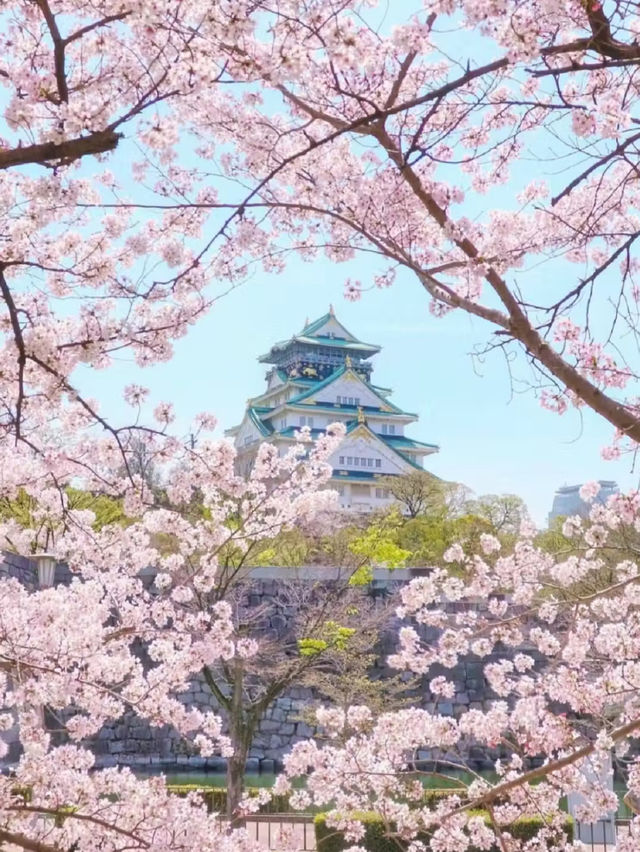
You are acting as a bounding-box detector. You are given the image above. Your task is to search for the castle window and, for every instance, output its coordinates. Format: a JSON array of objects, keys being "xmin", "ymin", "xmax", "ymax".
[
  {"xmin": 354, "ymin": 397, "xmax": 360, "ymax": 406},
  {"xmin": 375, "ymin": 459, "xmax": 382, "ymax": 468},
  {"xmin": 354, "ymin": 457, "xmax": 360, "ymax": 466},
  {"xmin": 381, "ymin": 424, "xmax": 388, "ymax": 434},
  {"xmin": 279, "ymin": 418, "xmax": 287, "ymax": 429},
  {"xmin": 339, "ymin": 456, "xmax": 345, "ymax": 465},
  {"xmin": 367, "ymin": 458, "xmax": 373, "ymax": 467},
  {"xmin": 347, "ymin": 456, "xmax": 353, "ymax": 465},
  {"xmin": 348, "ymin": 396, "xmax": 354, "ymax": 405},
  {"xmin": 388, "ymin": 424, "xmax": 396, "ymax": 435}
]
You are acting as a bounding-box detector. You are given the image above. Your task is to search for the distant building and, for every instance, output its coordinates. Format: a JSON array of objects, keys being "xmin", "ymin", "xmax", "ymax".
[
  {"xmin": 225, "ymin": 307, "xmax": 439, "ymax": 512},
  {"xmin": 548, "ymin": 480, "xmax": 619, "ymax": 525}
]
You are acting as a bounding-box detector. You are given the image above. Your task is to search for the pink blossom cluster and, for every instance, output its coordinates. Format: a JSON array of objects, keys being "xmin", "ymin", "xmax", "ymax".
[{"xmin": 276, "ymin": 493, "xmax": 640, "ymax": 849}]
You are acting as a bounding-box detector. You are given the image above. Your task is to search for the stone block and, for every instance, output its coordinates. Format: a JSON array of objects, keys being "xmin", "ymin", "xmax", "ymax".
[
  {"xmin": 295, "ymin": 722, "xmax": 313, "ymax": 738},
  {"xmin": 204, "ymin": 757, "xmax": 227, "ymax": 772},
  {"xmin": 245, "ymin": 758, "xmax": 260, "ymax": 773},
  {"xmin": 249, "ymin": 749, "xmax": 265, "ymax": 760},
  {"xmin": 264, "ymin": 749, "xmax": 282, "ymax": 760},
  {"xmin": 260, "ymin": 759, "xmax": 275, "ymax": 773}
]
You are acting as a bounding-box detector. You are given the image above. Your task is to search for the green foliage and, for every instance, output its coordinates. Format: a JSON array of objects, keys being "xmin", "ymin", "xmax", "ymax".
[
  {"xmin": 463, "ymin": 493, "xmax": 528, "ymax": 536},
  {"xmin": 0, "ymin": 487, "xmax": 127, "ymax": 551},
  {"xmin": 298, "ymin": 638, "xmax": 329, "ymax": 657},
  {"xmin": 314, "ymin": 811, "xmax": 573, "ymax": 852},
  {"xmin": 251, "ymin": 528, "xmax": 312, "ymax": 567},
  {"xmin": 378, "ymin": 471, "xmax": 460, "ymax": 519},
  {"xmin": 346, "ymin": 512, "xmax": 410, "ymax": 583},
  {"xmin": 348, "ymin": 564, "xmax": 373, "ymax": 586},
  {"xmin": 65, "ymin": 488, "xmax": 128, "ymax": 530},
  {"xmin": 535, "ymin": 515, "xmax": 573, "ymax": 554},
  {"xmin": 397, "ymin": 513, "xmax": 494, "ymax": 566},
  {"xmin": 298, "ymin": 621, "xmax": 356, "ymax": 657},
  {"xmin": 325, "ymin": 621, "xmax": 356, "ymax": 650}
]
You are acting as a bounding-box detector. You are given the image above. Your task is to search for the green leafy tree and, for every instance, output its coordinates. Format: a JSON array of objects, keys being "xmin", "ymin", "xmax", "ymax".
[
  {"xmin": 377, "ymin": 471, "xmax": 462, "ymax": 520},
  {"xmin": 464, "ymin": 493, "xmax": 529, "ymax": 536},
  {"xmin": 300, "ymin": 603, "xmax": 419, "ymax": 742},
  {"xmin": 396, "ymin": 513, "xmax": 494, "ymax": 567},
  {"xmin": 0, "ymin": 487, "xmax": 127, "ymax": 552}
]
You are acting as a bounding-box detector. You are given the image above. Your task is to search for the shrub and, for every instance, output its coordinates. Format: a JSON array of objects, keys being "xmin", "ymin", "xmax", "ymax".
[
  {"xmin": 167, "ymin": 784, "xmax": 292, "ymax": 814},
  {"xmin": 314, "ymin": 810, "xmax": 574, "ymax": 852}
]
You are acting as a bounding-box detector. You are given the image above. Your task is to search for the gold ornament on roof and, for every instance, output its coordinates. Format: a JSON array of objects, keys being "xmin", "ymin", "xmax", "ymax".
[
  {"xmin": 357, "ymin": 406, "xmax": 365, "ymax": 424},
  {"xmin": 345, "ymin": 355, "xmax": 352, "ymax": 368}
]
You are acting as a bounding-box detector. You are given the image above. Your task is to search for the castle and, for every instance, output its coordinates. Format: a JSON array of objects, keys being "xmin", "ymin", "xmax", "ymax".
[{"xmin": 226, "ymin": 308, "xmax": 438, "ymax": 511}]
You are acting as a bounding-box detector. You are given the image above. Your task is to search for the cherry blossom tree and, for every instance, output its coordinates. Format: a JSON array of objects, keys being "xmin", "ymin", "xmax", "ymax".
[{"xmin": 276, "ymin": 485, "xmax": 640, "ymax": 851}]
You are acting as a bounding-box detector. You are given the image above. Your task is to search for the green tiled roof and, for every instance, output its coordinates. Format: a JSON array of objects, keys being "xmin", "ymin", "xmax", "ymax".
[
  {"xmin": 248, "ymin": 407, "xmax": 273, "ymax": 436},
  {"xmin": 273, "ymin": 422, "xmax": 426, "ymax": 472},
  {"xmin": 382, "ymin": 434, "xmax": 439, "ymax": 451},
  {"xmin": 260, "ymin": 311, "xmax": 381, "ymax": 362},
  {"xmin": 331, "ymin": 470, "xmax": 384, "ymax": 482},
  {"xmin": 259, "ymin": 336, "xmax": 379, "ymax": 362},
  {"xmin": 286, "ymin": 366, "xmax": 407, "ymax": 414},
  {"xmin": 299, "ymin": 312, "xmax": 373, "ymax": 345},
  {"xmin": 263, "ymin": 403, "xmax": 416, "ymax": 420},
  {"xmin": 297, "ymin": 335, "xmax": 379, "ymax": 351}
]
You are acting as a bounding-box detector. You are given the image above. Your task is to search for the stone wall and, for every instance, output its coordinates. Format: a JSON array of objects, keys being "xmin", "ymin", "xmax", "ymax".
[{"xmin": 1, "ymin": 558, "xmax": 532, "ymax": 773}]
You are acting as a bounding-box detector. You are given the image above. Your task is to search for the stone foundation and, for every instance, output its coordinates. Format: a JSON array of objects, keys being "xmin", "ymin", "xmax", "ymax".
[{"xmin": 1, "ymin": 559, "xmax": 543, "ymax": 773}]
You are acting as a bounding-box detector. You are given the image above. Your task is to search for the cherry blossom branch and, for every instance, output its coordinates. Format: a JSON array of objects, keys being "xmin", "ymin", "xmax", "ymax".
[
  {"xmin": 0, "ymin": 130, "xmax": 121, "ymax": 171},
  {"xmin": 0, "ymin": 265, "xmax": 25, "ymax": 441},
  {"xmin": 34, "ymin": 0, "xmax": 70, "ymax": 103},
  {"xmin": 0, "ymin": 829, "xmax": 58, "ymax": 852}
]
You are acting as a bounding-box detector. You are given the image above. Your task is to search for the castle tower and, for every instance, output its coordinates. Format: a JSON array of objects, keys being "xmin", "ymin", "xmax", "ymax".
[{"xmin": 225, "ymin": 309, "xmax": 439, "ymax": 512}]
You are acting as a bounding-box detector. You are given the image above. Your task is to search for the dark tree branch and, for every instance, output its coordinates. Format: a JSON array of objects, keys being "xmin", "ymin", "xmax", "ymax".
[
  {"xmin": 0, "ymin": 130, "xmax": 121, "ymax": 171},
  {"xmin": 34, "ymin": 0, "xmax": 69, "ymax": 103},
  {"xmin": 0, "ymin": 265, "xmax": 26, "ymax": 441}
]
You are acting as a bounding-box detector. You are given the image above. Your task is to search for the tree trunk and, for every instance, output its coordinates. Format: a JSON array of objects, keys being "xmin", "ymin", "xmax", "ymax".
[
  {"xmin": 226, "ymin": 729, "xmax": 251, "ymax": 823},
  {"xmin": 226, "ymin": 660, "xmax": 254, "ymax": 824}
]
